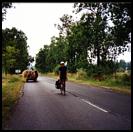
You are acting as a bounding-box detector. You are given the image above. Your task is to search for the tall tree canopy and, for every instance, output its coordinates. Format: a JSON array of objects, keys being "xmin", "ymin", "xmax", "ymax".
[
  {"xmin": 74, "ymin": 2, "xmax": 131, "ymax": 65},
  {"xmin": 2, "ymin": 27, "xmax": 29, "ymax": 73},
  {"xmin": 35, "ymin": 2, "xmax": 131, "ymax": 76}
]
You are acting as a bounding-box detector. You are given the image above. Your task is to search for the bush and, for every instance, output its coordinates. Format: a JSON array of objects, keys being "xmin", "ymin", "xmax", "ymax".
[
  {"xmin": 121, "ymin": 73, "xmax": 130, "ymax": 84},
  {"xmin": 117, "ymin": 67, "xmax": 125, "ymax": 72},
  {"xmin": 76, "ymin": 68, "xmax": 88, "ymax": 80},
  {"xmin": 86, "ymin": 64, "xmax": 96, "ymax": 77},
  {"xmin": 86, "ymin": 60, "xmax": 119, "ymax": 80},
  {"xmin": 113, "ymin": 73, "xmax": 131, "ymax": 86},
  {"xmin": 8, "ymin": 76, "xmax": 19, "ymax": 83},
  {"xmin": 54, "ymin": 65, "xmax": 60, "ymax": 75},
  {"xmin": 86, "ymin": 65, "xmax": 105, "ymax": 80}
]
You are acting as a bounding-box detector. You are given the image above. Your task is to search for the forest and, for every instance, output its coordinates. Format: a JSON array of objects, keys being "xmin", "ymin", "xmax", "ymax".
[
  {"xmin": 2, "ymin": 2, "xmax": 131, "ymax": 83},
  {"xmin": 35, "ymin": 3, "xmax": 131, "ymax": 80}
]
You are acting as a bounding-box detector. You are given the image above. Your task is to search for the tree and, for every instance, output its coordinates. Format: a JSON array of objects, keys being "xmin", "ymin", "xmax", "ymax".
[
  {"xmin": 74, "ymin": 2, "xmax": 131, "ymax": 66},
  {"xmin": 55, "ymin": 14, "xmax": 90, "ymax": 72},
  {"xmin": 35, "ymin": 2, "xmax": 131, "ymax": 76},
  {"xmin": 4, "ymin": 46, "xmax": 19, "ymax": 74},
  {"xmin": 126, "ymin": 61, "xmax": 131, "ymax": 70},
  {"xmin": 65, "ymin": 21, "xmax": 89, "ymax": 72},
  {"xmin": 2, "ymin": 27, "xmax": 29, "ymax": 73},
  {"xmin": 2, "ymin": 2, "xmax": 13, "ymax": 21},
  {"xmin": 73, "ymin": 3, "xmax": 109, "ymax": 66},
  {"xmin": 118, "ymin": 59, "xmax": 126, "ymax": 71},
  {"xmin": 55, "ymin": 14, "xmax": 73, "ymax": 37},
  {"xmin": 35, "ymin": 45, "xmax": 50, "ymax": 72}
]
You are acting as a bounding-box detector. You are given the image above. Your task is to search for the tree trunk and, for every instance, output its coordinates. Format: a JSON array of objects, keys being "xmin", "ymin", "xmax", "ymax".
[{"xmin": 96, "ymin": 41, "xmax": 100, "ymax": 66}]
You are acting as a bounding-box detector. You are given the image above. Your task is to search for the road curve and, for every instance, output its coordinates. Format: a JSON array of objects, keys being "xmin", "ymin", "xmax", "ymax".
[{"xmin": 4, "ymin": 76, "xmax": 131, "ymax": 130}]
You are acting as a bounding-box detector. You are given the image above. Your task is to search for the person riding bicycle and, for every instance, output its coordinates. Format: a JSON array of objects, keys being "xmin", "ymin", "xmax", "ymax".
[{"xmin": 58, "ymin": 61, "xmax": 67, "ymax": 95}]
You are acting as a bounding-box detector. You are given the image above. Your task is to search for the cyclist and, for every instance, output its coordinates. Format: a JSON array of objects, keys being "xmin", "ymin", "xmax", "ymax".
[{"xmin": 58, "ymin": 61, "xmax": 67, "ymax": 95}]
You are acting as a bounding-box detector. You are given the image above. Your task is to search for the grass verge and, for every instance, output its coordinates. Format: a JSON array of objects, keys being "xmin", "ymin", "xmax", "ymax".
[
  {"xmin": 2, "ymin": 74, "xmax": 25, "ymax": 128},
  {"xmin": 41, "ymin": 72, "xmax": 131, "ymax": 95}
]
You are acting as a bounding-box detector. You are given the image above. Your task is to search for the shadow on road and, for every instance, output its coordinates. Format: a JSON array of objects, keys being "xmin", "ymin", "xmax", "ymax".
[
  {"xmin": 26, "ymin": 80, "xmax": 39, "ymax": 83},
  {"xmin": 56, "ymin": 92, "xmax": 68, "ymax": 97}
]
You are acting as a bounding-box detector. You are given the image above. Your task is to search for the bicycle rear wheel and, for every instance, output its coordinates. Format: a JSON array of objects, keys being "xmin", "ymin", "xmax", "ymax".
[{"xmin": 60, "ymin": 82, "xmax": 65, "ymax": 95}]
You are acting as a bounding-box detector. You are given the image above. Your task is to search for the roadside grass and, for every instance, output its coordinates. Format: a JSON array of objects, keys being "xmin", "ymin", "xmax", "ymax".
[
  {"xmin": 41, "ymin": 72, "xmax": 131, "ymax": 95},
  {"xmin": 2, "ymin": 74, "xmax": 25, "ymax": 128}
]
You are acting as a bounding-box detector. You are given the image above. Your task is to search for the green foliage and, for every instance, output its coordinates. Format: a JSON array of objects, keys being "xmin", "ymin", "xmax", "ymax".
[
  {"xmin": 4, "ymin": 46, "xmax": 19, "ymax": 72},
  {"xmin": 112, "ymin": 73, "xmax": 131, "ymax": 86},
  {"xmin": 2, "ymin": 27, "xmax": 29, "ymax": 74},
  {"xmin": 8, "ymin": 76, "xmax": 20, "ymax": 83},
  {"xmin": 35, "ymin": 47, "xmax": 48, "ymax": 73},
  {"xmin": 35, "ymin": 2, "xmax": 131, "ymax": 77},
  {"xmin": 121, "ymin": 73, "xmax": 130, "ymax": 83},
  {"xmin": 126, "ymin": 62, "xmax": 131, "ymax": 70},
  {"xmin": 86, "ymin": 60, "xmax": 119, "ymax": 81},
  {"xmin": 117, "ymin": 60, "xmax": 131, "ymax": 72},
  {"xmin": 117, "ymin": 67, "xmax": 125, "ymax": 72},
  {"xmin": 118, "ymin": 59, "xmax": 126, "ymax": 70},
  {"xmin": 74, "ymin": 2, "xmax": 131, "ymax": 64},
  {"xmin": 2, "ymin": 2, "xmax": 13, "ymax": 21},
  {"xmin": 54, "ymin": 65, "xmax": 60, "ymax": 75},
  {"xmin": 2, "ymin": 74, "xmax": 25, "ymax": 128},
  {"xmin": 44, "ymin": 72, "xmax": 130, "ymax": 94},
  {"xmin": 76, "ymin": 68, "xmax": 88, "ymax": 80}
]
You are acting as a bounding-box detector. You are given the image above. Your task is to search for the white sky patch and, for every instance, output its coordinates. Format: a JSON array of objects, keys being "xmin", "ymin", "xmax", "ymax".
[
  {"xmin": 117, "ymin": 51, "xmax": 131, "ymax": 62},
  {"xmin": 2, "ymin": 3, "xmax": 131, "ymax": 64},
  {"xmin": 2, "ymin": 3, "xmax": 74, "ymax": 58}
]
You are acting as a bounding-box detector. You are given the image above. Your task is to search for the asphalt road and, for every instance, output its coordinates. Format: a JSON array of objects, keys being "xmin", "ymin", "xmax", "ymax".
[{"xmin": 5, "ymin": 76, "xmax": 131, "ymax": 130}]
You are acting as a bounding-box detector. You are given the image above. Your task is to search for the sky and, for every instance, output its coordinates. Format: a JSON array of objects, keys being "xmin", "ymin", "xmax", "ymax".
[{"xmin": 2, "ymin": 3, "xmax": 131, "ymax": 64}]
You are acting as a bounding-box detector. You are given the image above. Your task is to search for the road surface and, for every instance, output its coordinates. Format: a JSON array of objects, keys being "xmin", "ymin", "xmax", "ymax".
[{"xmin": 5, "ymin": 76, "xmax": 131, "ymax": 130}]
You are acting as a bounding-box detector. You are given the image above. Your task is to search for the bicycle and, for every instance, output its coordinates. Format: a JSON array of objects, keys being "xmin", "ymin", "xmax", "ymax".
[{"xmin": 60, "ymin": 79, "xmax": 66, "ymax": 95}]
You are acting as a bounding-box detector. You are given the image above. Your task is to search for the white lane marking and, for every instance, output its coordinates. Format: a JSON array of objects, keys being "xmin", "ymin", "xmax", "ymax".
[{"xmin": 81, "ymin": 99, "xmax": 108, "ymax": 113}]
